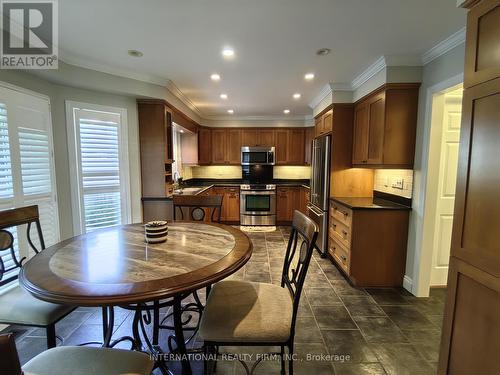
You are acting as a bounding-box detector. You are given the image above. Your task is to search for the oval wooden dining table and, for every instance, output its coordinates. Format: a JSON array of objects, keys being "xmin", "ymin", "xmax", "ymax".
[{"xmin": 19, "ymin": 222, "xmax": 253, "ymax": 375}]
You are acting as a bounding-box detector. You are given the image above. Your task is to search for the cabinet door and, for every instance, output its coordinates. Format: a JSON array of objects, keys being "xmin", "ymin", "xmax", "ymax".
[
  {"xmin": 304, "ymin": 127, "xmax": 314, "ymax": 165},
  {"xmin": 211, "ymin": 129, "xmax": 227, "ymax": 164},
  {"xmin": 198, "ymin": 127, "xmax": 212, "ymax": 165},
  {"xmin": 259, "ymin": 130, "xmax": 275, "ymax": 147},
  {"xmin": 227, "ymin": 129, "xmax": 242, "ymax": 164},
  {"xmin": 323, "ymin": 110, "xmax": 333, "ymax": 133},
  {"xmin": 315, "ymin": 116, "xmax": 323, "ymax": 137},
  {"xmin": 275, "ymin": 129, "xmax": 289, "ymax": 164},
  {"xmin": 277, "ymin": 187, "xmax": 290, "ymax": 222},
  {"xmin": 224, "ymin": 187, "xmax": 240, "ymax": 221},
  {"xmin": 366, "ymin": 92, "xmax": 386, "ymax": 164},
  {"xmin": 288, "ymin": 129, "xmax": 305, "ymax": 165},
  {"xmin": 352, "ymin": 103, "xmax": 369, "ymax": 164},
  {"xmin": 241, "ymin": 129, "xmax": 259, "ymax": 147},
  {"xmin": 464, "ymin": 0, "xmax": 500, "ymax": 88},
  {"xmin": 290, "ymin": 187, "xmax": 301, "ymax": 220}
]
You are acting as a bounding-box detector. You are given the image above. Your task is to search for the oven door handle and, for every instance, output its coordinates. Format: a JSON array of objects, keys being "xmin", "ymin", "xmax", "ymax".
[{"xmin": 241, "ymin": 191, "xmax": 276, "ymax": 195}]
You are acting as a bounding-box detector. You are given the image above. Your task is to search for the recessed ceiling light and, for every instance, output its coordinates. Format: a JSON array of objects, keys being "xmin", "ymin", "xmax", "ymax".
[
  {"xmin": 283, "ymin": 109, "xmax": 290, "ymax": 114},
  {"xmin": 304, "ymin": 73, "xmax": 315, "ymax": 81},
  {"xmin": 316, "ymin": 48, "xmax": 331, "ymax": 56},
  {"xmin": 128, "ymin": 49, "xmax": 143, "ymax": 57},
  {"xmin": 227, "ymin": 109, "xmax": 234, "ymax": 114},
  {"xmin": 220, "ymin": 94, "xmax": 228, "ymax": 100},
  {"xmin": 210, "ymin": 73, "xmax": 221, "ymax": 81},
  {"xmin": 222, "ymin": 47, "xmax": 235, "ymax": 58},
  {"xmin": 180, "ymin": 130, "xmax": 184, "ymax": 133},
  {"xmin": 293, "ymin": 93, "xmax": 301, "ymax": 99}
]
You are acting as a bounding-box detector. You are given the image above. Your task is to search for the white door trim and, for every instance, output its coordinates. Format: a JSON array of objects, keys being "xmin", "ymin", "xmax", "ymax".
[
  {"xmin": 412, "ymin": 73, "xmax": 463, "ymax": 297},
  {"xmin": 65, "ymin": 100, "xmax": 131, "ymax": 235}
]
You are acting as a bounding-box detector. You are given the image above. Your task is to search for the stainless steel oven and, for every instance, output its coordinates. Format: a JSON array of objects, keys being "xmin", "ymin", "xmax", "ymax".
[
  {"xmin": 241, "ymin": 147, "xmax": 275, "ymax": 165},
  {"xmin": 240, "ymin": 184, "xmax": 276, "ymax": 226}
]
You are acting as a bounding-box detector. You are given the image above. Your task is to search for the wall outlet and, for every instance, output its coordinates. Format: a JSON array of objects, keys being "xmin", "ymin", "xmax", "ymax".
[{"xmin": 392, "ymin": 178, "xmax": 404, "ymax": 190}]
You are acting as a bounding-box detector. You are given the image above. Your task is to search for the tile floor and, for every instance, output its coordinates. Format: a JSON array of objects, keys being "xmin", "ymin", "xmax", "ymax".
[{"xmin": 5, "ymin": 227, "xmax": 446, "ymax": 374}]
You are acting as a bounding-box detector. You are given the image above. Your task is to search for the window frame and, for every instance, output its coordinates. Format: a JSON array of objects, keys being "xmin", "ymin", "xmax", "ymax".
[
  {"xmin": 65, "ymin": 100, "xmax": 131, "ymax": 235},
  {"xmin": 0, "ymin": 80, "xmax": 60, "ymax": 278}
]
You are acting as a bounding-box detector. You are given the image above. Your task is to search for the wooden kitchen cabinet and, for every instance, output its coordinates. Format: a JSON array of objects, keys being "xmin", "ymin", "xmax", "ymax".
[
  {"xmin": 223, "ymin": 187, "xmax": 240, "ymax": 222},
  {"xmin": 198, "ymin": 127, "xmax": 212, "ymax": 165},
  {"xmin": 277, "ymin": 186, "xmax": 301, "ymax": 223},
  {"xmin": 210, "ymin": 129, "xmax": 242, "ymax": 165},
  {"xmin": 211, "ymin": 129, "xmax": 227, "ymax": 164},
  {"xmin": 241, "ymin": 129, "xmax": 275, "ymax": 147},
  {"xmin": 299, "ymin": 187, "xmax": 310, "ymax": 215},
  {"xmin": 352, "ymin": 83, "xmax": 419, "ymax": 168},
  {"xmin": 315, "ymin": 109, "xmax": 333, "ymax": 137},
  {"xmin": 328, "ymin": 200, "xmax": 409, "ymax": 286},
  {"xmin": 439, "ymin": 2, "xmax": 500, "ymax": 374},
  {"xmin": 304, "ymin": 126, "xmax": 314, "ymax": 165},
  {"xmin": 211, "ymin": 186, "xmax": 240, "ymax": 222},
  {"xmin": 227, "ymin": 129, "xmax": 242, "ymax": 164},
  {"xmin": 275, "ymin": 129, "xmax": 305, "ymax": 165}
]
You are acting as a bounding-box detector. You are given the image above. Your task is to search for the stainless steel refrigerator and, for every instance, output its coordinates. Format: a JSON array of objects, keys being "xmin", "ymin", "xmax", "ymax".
[{"xmin": 307, "ymin": 135, "xmax": 331, "ymax": 257}]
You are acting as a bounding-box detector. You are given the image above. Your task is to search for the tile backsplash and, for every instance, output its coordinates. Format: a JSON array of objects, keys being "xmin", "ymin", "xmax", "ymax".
[
  {"xmin": 182, "ymin": 165, "xmax": 310, "ymax": 180},
  {"xmin": 374, "ymin": 169, "xmax": 414, "ymax": 199}
]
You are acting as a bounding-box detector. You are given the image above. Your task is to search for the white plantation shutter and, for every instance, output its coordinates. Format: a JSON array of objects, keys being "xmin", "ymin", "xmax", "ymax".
[
  {"xmin": 67, "ymin": 104, "xmax": 130, "ymax": 234},
  {"xmin": 0, "ymin": 84, "xmax": 59, "ymax": 292}
]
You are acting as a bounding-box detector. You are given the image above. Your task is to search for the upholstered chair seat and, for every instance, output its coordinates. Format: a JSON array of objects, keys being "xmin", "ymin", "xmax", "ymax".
[{"xmin": 198, "ymin": 280, "xmax": 293, "ymax": 343}]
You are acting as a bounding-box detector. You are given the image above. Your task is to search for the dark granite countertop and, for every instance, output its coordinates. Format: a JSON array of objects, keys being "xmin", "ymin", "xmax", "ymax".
[{"xmin": 330, "ymin": 196, "xmax": 411, "ymax": 210}]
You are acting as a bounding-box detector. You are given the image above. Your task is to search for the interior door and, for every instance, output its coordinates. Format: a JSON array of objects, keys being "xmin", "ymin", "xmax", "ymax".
[{"xmin": 430, "ymin": 92, "xmax": 462, "ymax": 285}]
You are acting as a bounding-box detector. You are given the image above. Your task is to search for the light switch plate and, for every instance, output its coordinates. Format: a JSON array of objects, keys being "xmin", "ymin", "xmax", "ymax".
[{"xmin": 392, "ymin": 178, "xmax": 404, "ymax": 190}]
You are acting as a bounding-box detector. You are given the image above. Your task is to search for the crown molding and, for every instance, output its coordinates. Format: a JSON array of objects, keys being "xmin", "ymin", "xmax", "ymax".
[
  {"xmin": 421, "ymin": 27, "xmax": 466, "ymax": 65},
  {"xmin": 351, "ymin": 56, "xmax": 386, "ymax": 90},
  {"xmin": 59, "ymin": 51, "xmax": 170, "ymax": 87},
  {"xmin": 308, "ymin": 83, "xmax": 333, "ymax": 109},
  {"xmin": 164, "ymin": 80, "xmax": 204, "ymax": 118},
  {"xmin": 204, "ymin": 114, "xmax": 311, "ymax": 122}
]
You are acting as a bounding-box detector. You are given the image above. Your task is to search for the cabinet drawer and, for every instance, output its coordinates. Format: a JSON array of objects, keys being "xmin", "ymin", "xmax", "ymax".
[
  {"xmin": 328, "ymin": 237, "xmax": 350, "ymax": 274},
  {"xmin": 329, "ymin": 218, "xmax": 351, "ymax": 249},
  {"xmin": 330, "ymin": 202, "xmax": 352, "ymax": 227}
]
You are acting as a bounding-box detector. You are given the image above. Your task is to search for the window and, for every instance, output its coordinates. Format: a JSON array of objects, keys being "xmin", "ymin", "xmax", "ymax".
[
  {"xmin": 66, "ymin": 102, "xmax": 130, "ymax": 234},
  {"xmin": 0, "ymin": 83, "xmax": 59, "ymax": 290}
]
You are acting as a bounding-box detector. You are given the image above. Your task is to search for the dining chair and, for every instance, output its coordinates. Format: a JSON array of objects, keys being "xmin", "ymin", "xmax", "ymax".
[
  {"xmin": 154, "ymin": 194, "xmax": 224, "ymax": 350},
  {"xmin": 172, "ymin": 194, "xmax": 223, "ymax": 222},
  {"xmin": 0, "ymin": 205, "xmax": 75, "ymax": 348},
  {"xmin": 0, "ymin": 333, "xmax": 154, "ymax": 375},
  {"xmin": 198, "ymin": 210, "xmax": 319, "ymax": 375}
]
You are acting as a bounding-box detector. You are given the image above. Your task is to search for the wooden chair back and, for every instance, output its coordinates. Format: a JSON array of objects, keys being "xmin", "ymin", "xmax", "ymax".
[
  {"xmin": 281, "ymin": 210, "xmax": 319, "ymax": 334},
  {"xmin": 0, "ymin": 205, "xmax": 45, "ymax": 286},
  {"xmin": 173, "ymin": 195, "xmax": 224, "ymax": 223},
  {"xmin": 0, "ymin": 334, "xmax": 22, "ymax": 375}
]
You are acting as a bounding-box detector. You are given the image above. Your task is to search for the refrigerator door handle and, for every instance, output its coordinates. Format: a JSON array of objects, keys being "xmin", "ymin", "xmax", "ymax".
[{"xmin": 307, "ymin": 204, "xmax": 324, "ymax": 217}]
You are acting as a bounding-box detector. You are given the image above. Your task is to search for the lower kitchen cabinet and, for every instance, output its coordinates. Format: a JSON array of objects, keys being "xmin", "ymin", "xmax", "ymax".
[
  {"xmin": 208, "ymin": 186, "xmax": 240, "ymax": 223},
  {"xmin": 277, "ymin": 187, "xmax": 301, "ymax": 223},
  {"xmin": 328, "ymin": 200, "xmax": 410, "ymax": 287}
]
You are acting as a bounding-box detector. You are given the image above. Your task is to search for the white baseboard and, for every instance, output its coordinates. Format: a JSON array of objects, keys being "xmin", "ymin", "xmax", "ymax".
[{"xmin": 403, "ymin": 275, "xmax": 413, "ymax": 294}]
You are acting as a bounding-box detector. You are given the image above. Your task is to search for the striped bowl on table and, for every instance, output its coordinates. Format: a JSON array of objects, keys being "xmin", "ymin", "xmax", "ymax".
[{"xmin": 144, "ymin": 220, "xmax": 168, "ymax": 243}]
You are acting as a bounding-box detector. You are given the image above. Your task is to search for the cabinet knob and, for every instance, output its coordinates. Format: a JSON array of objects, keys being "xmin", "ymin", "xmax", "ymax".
[
  {"xmin": 341, "ymin": 255, "xmax": 347, "ymax": 262},
  {"xmin": 342, "ymin": 230, "xmax": 348, "ymax": 236},
  {"xmin": 333, "ymin": 223, "xmax": 337, "ymax": 229}
]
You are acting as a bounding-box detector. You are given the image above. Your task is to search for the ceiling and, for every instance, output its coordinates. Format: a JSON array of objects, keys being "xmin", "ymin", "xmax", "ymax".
[{"xmin": 58, "ymin": 0, "xmax": 466, "ymax": 119}]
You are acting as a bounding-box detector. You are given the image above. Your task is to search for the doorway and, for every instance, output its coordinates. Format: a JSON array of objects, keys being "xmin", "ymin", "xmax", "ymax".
[{"xmin": 420, "ymin": 84, "xmax": 463, "ymax": 292}]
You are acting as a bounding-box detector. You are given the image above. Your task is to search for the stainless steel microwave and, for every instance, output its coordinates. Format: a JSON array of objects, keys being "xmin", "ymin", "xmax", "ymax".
[{"xmin": 241, "ymin": 146, "xmax": 275, "ymax": 165}]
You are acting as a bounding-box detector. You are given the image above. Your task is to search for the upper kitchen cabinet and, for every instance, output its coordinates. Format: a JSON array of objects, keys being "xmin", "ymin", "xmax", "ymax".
[
  {"xmin": 315, "ymin": 109, "xmax": 333, "ymax": 137},
  {"xmin": 198, "ymin": 127, "xmax": 212, "ymax": 165},
  {"xmin": 352, "ymin": 83, "xmax": 420, "ymax": 168},
  {"xmin": 241, "ymin": 129, "xmax": 275, "ymax": 147},
  {"xmin": 275, "ymin": 128, "xmax": 305, "ymax": 165},
  {"xmin": 210, "ymin": 128, "xmax": 242, "ymax": 165},
  {"xmin": 138, "ymin": 100, "xmax": 173, "ymax": 198},
  {"xmin": 304, "ymin": 126, "xmax": 315, "ymax": 165}
]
